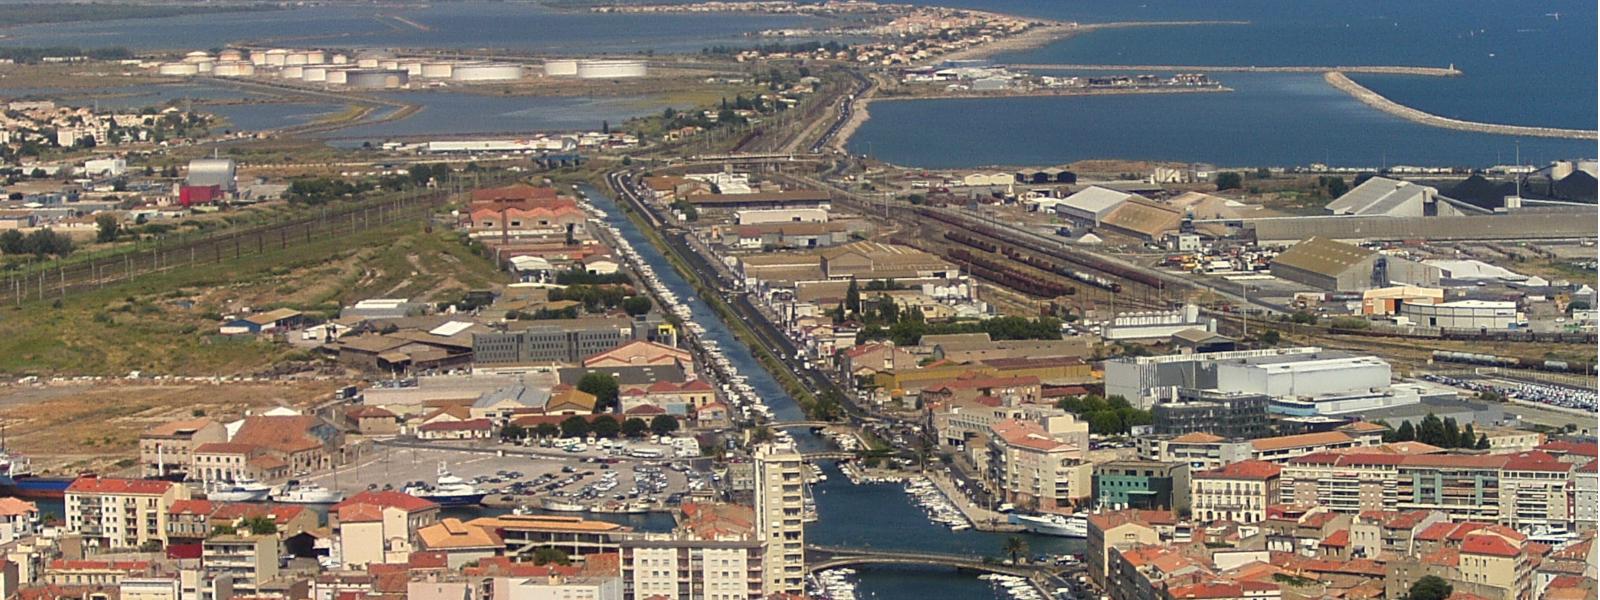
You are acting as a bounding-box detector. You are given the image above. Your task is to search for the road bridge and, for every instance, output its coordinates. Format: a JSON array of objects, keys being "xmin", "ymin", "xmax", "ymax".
[{"xmin": 805, "ymin": 545, "xmax": 1061, "ymax": 590}]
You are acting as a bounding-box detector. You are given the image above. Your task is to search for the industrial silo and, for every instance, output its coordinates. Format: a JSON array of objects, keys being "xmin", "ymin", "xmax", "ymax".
[
  {"xmin": 576, "ymin": 59, "xmax": 646, "ymax": 79},
  {"xmin": 346, "ymin": 69, "xmax": 408, "ymax": 89},
  {"xmin": 451, "ymin": 62, "xmax": 523, "ymax": 82},
  {"xmin": 420, "ymin": 62, "xmax": 454, "ymax": 79},
  {"xmin": 302, "ymin": 66, "xmax": 328, "ymax": 82},
  {"xmin": 544, "ymin": 59, "xmax": 578, "ymax": 76}
]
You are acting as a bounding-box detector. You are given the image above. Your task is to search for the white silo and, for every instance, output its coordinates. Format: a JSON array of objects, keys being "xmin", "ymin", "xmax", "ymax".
[
  {"xmin": 576, "ymin": 59, "xmax": 646, "ymax": 79},
  {"xmin": 281, "ymin": 65, "xmax": 304, "ymax": 79},
  {"xmin": 157, "ymin": 62, "xmax": 200, "ymax": 76},
  {"xmin": 302, "ymin": 66, "xmax": 328, "ymax": 82},
  {"xmin": 420, "ymin": 62, "xmax": 454, "ymax": 79},
  {"xmin": 331, "ymin": 53, "xmax": 349, "ymax": 65},
  {"xmin": 325, "ymin": 68, "xmax": 352, "ymax": 85},
  {"xmin": 305, "ymin": 50, "xmax": 326, "ymax": 64},
  {"xmin": 286, "ymin": 51, "xmax": 309, "ymax": 66},
  {"xmin": 451, "ymin": 62, "xmax": 523, "ymax": 82},
  {"xmin": 265, "ymin": 49, "xmax": 289, "ymax": 66}
]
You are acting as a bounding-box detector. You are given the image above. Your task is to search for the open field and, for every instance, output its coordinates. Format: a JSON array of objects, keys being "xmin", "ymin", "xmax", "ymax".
[
  {"xmin": 0, "ymin": 220, "xmax": 507, "ymax": 377},
  {"xmin": 0, "ymin": 381, "xmax": 336, "ymax": 475}
]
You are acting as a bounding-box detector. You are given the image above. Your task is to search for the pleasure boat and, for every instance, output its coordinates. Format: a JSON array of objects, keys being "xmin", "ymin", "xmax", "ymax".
[
  {"xmin": 206, "ymin": 477, "xmax": 273, "ymax": 502},
  {"xmin": 271, "ymin": 480, "xmax": 344, "ymax": 504},
  {"xmin": 1008, "ymin": 512, "xmax": 1088, "ymax": 537},
  {"xmin": 403, "ymin": 465, "xmax": 486, "ymax": 507}
]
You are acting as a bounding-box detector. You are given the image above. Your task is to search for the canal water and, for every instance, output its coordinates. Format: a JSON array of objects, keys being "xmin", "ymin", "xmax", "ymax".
[{"xmin": 583, "ymin": 185, "xmax": 1083, "ymax": 599}]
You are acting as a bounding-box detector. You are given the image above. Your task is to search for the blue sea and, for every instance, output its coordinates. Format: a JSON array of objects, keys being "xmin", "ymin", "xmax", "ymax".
[{"xmin": 853, "ymin": 0, "xmax": 1597, "ymax": 168}]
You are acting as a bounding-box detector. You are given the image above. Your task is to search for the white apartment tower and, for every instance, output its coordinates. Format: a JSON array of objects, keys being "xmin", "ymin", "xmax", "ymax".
[{"xmin": 753, "ymin": 442, "xmax": 805, "ymax": 596}]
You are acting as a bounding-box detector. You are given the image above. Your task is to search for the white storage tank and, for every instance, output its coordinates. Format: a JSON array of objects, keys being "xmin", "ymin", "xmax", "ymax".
[
  {"xmin": 379, "ymin": 59, "xmax": 400, "ymax": 70},
  {"xmin": 195, "ymin": 60, "xmax": 214, "ymax": 74},
  {"xmin": 451, "ymin": 62, "xmax": 523, "ymax": 82},
  {"xmin": 576, "ymin": 59, "xmax": 646, "ymax": 79},
  {"xmin": 301, "ymin": 66, "xmax": 328, "ymax": 82},
  {"xmin": 325, "ymin": 68, "xmax": 352, "ymax": 85},
  {"xmin": 157, "ymin": 62, "xmax": 199, "ymax": 76},
  {"xmin": 249, "ymin": 50, "xmax": 268, "ymax": 65},
  {"xmin": 264, "ymin": 48, "xmax": 289, "ymax": 66},
  {"xmin": 420, "ymin": 62, "xmax": 454, "ymax": 79},
  {"xmin": 331, "ymin": 53, "xmax": 349, "ymax": 65},
  {"xmin": 401, "ymin": 61, "xmax": 424, "ymax": 76},
  {"xmin": 356, "ymin": 57, "xmax": 379, "ymax": 68},
  {"xmin": 305, "ymin": 50, "xmax": 326, "ymax": 65},
  {"xmin": 280, "ymin": 65, "xmax": 304, "ymax": 79},
  {"xmin": 544, "ymin": 59, "xmax": 578, "ymax": 76},
  {"xmin": 212, "ymin": 61, "xmax": 255, "ymax": 77},
  {"xmin": 182, "ymin": 51, "xmax": 212, "ymax": 64},
  {"xmin": 286, "ymin": 51, "xmax": 309, "ymax": 66},
  {"xmin": 346, "ymin": 69, "xmax": 408, "ymax": 89},
  {"xmin": 218, "ymin": 49, "xmax": 244, "ymax": 62}
]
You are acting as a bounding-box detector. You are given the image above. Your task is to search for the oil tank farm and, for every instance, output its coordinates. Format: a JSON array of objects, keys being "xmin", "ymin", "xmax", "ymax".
[
  {"xmin": 450, "ymin": 62, "xmax": 523, "ymax": 82},
  {"xmin": 212, "ymin": 61, "xmax": 255, "ymax": 77},
  {"xmin": 324, "ymin": 68, "xmax": 353, "ymax": 85},
  {"xmin": 280, "ymin": 65, "xmax": 304, "ymax": 79},
  {"xmin": 301, "ymin": 66, "xmax": 328, "ymax": 82},
  {"xmin": 576, "ymin": 59, "xmax": 646, "ymax": 79},
  {"xmin": 544, "ymin": 59, "xmax": 579, "ymax": 76},
  {"xmin": 156, "ymin": 62, "xmax": 200, "ymax": 76},
  {"xmin": 346, "ymin": 69, "xmax": 409, "ymax": 89}
]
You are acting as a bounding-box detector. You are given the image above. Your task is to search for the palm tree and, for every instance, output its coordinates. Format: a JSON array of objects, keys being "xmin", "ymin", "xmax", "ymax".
[{"xmin": 1003, "ymin": 536, "xmax": 1029, "ymax": 564}]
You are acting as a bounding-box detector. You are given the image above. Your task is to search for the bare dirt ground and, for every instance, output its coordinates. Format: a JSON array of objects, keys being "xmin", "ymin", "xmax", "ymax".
[{"xmin": 0, "ymin": 381, "xmax": 338, "ymax": 475}]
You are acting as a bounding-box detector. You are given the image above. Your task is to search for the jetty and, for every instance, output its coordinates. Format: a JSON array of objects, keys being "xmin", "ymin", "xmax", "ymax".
[
  {"xmin": 1325, "ymin": 71, "xmax": 1596, "ymax": 140},
  {"xmin": 1010, "ymin": 63, "xmax": 1463, "ymax": 77}
]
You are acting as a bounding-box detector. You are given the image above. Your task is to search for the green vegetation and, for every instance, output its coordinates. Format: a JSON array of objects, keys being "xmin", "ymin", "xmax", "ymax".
[
  {"xmin": 1215, "ymin": 172, "xmax": 1243, "ymax": 191},
  {"xmin": 1055, "ymin": 394, "xmax": 1151, "ymax": 435},
  {"xmin": 1002, "ymin": 536, "xmax": 1029, "ymax": 564},
  {"xmin": 590, "ymin": 415, "xmax": 621, "ymax": 438},
  {"xmin": 622, "ymin": 417, "xmax": 649, "ymax": 438},
  {"xmin": 1383, "ymin": 413, "xmax": 1486, "ymax": 449},
  {"xmin": 857, "ymin": 314, "xmax": 1064, "ymax": 347},
  {"xmin": 0, "ymin": 229, "xmax": 74, "ymax": 258},
  {"xmin": 0, "ymin": 223, "xmax": 506, "ymax": 376},
  {"xmin": 577, "ymin": 373, "xmax": 620, "ymax": 412},
  {"xmin": 650, "ymin": 414, "xmax": 679, "ymax": 436},
  {"xmin": 532, "ymin": 547, "xmax": 571, "ymax": 566},
  {"xmin": 1403, "ymin": 576, "xmax": 1451, "ymax": 600},
  {"xmin": 560, "ymin": 416, "xmax": 590, "ymax": 438}
]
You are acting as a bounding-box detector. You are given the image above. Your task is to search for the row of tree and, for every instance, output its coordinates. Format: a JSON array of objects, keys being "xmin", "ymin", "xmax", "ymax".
[
  {"xmin": 1055, "ymin": 394, "xmax": 1152, "ymax": 436},
  {"xmin": 1382, "ymin": 413, "xmax": 1490, "ymax": 449},
  {"xmin": 0, "ymin": 228, "xmax": 73, "ymax": 257},
  {"xmin": 501, "ymin": 414, "xmax": 679, "ymax": 441}
]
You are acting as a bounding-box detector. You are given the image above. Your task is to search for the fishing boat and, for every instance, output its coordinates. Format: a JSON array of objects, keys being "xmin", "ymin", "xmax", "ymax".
[
  {"xmin": 540, "ymin": 497, "xmax": 586, "ymax": 512},
  {"xmin": 403, "ymin": 465, "xmax": 485, "ymax": 507},
  {"xmin": 271, "ymin": 481, "xmax": 344, "ymax": 504},
  {"xmin": 1008, "ymin": 512, "xmax": 1088, "ymax": 538}
]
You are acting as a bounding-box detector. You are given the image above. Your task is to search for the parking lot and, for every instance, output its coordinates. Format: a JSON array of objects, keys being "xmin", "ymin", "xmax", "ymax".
[{"xmin": 308, "ymin": 442, "xmax": 708, "ymax": 509}]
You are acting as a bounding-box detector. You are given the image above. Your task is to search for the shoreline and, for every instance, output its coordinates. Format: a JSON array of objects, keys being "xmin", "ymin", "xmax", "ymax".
[
  {"xmin": 872, "ymin": 85, "xmax": 1231, "ymax": 103},
  {"xmin": 1325, "ymin": 71, "xmax": 1596, "ymax": 140}
]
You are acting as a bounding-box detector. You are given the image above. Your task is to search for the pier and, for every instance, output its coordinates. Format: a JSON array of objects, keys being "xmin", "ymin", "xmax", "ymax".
[
  {"xmin": 1325, "ymin": 72, "xmax": 1597, "ymax": 140},
  {"xmin": 1010, "ymin": 63, "xmax": 1464, "ymax": 77}
]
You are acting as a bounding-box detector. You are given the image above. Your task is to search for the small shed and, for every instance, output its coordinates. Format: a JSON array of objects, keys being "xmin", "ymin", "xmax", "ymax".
[{"xmin": 219, "ymin": 308, "xmax": 303, "ymax": 335}]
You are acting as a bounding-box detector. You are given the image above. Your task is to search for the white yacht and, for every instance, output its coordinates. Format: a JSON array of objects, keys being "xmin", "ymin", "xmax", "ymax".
[
  {"xmin": 271, "ymin": 481, "xmax": 344, "ymax": 504},
  {"xmin": 206, "ymin": 477, "xmax": 272, "ymax": 502},
  {"xmin": 1008, "ymin": 512, "xmax": 1088, "ymax": 537}
]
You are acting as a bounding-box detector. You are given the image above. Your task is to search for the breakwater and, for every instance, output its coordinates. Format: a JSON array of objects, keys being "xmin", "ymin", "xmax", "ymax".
[
  {"xmin": 1325, "ymin": 72, "xmax": 1597, "ymax": 140},
  {"xmin": 1012, "ymin": 63, "xmax": 1462, "ymax": 77}
]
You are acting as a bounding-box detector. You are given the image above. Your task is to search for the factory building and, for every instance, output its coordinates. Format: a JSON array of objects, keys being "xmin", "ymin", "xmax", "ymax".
[
  {"xmin": 1400, "ymin": 300, "xmax": 1523, "ymax": 330},
  {"xmin": 1056, "ymin": 186, "xmax": 1138, "ymax": 228},
  {"xmin": 1325, "ymin": 176, "xmax": 1478, "ymax": 217},
  {"xmin": 1105, "ymin": 347, "xmax": 1432, "ymax": 417},
  {"xmin": 1269, "ymin": 237, "xmax": 1380, "ymax": 291},
  {"xmin": 1101, "ymin": 304, "xmax": 1215, "ymax": 342}
]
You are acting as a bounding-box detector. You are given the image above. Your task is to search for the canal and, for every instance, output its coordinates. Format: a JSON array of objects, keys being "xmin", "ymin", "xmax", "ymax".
[{"xmin": 583, "ymin": 184, "xmax": 1083, "ymax": 599}]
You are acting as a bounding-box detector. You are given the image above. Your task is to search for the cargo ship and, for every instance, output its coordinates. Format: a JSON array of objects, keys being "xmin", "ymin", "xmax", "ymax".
[{"xmin": 0, "ymin": 452, "xmax": 76, "ymax": 500}]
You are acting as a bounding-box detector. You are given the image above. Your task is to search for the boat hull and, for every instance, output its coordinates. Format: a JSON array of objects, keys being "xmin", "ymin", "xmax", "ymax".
[
  {"xmin": 4, "ymin": 476, "xmax": 75, "ymax": 500},
  {"xmin": 1008, "ymin": 513, "xmax": 1087, "ymax": 538},
  {"xmin": 423, "ymin": 493, "xmax": 486, "ymax": 507}
]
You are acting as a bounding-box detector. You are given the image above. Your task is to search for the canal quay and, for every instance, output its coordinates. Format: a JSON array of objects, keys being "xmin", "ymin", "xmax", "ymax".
[{"xmin": 582, "ymin": 184, "xmax": 1087, "ymax": 600}]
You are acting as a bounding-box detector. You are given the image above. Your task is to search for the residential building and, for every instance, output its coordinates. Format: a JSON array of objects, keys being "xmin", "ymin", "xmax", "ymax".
[
  {"xmin": 753, "ymin": 443, "xmax": 804, "ymax": 596},
  {"xmin": 1190, "ymin": 460, "xmax": 1281, "ymax": 524},
  {"xmin": 202, "ymin": 535, "xmax": 278, "ymax": 594},
  {"xmin": 0, "ymin": 498, "xmax": 39, "ymax": 544},
  {"xmin": 473, "ymin": 318, "xmax": 634, "ymax": 365},
  {"xmin": 333, "ymin": 491, "xmax": 441, "ymax": 568},
  {"xmin": 65, "ymin": 478, "xmax": 191, "ymax": 551},
  {"xmin": 1086, "ymin": 509, "xmax": 1177, "ymax": 589},
  {"xmin": 1384, "ymin": 522, "xmax": 1535, "ymax": 600},
  {"xmin": 987, "ymin": 419, "xmax": 1092, "ymax": 512},
  {"xmin": 1150, "ymin": 389, "xmax": 1269, "ymax": 440}
]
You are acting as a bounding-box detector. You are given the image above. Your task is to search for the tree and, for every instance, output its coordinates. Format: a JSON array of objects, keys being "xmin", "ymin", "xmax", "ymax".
[
  {"xmin": 501, "ymin": 423, "xmax": 527, "ymax": 442},
  {"xmin": 1395, "ymin": 420, "xmax": 1416, "ymax": 442},
  {"xmin": 0, "ymin": 230, "xmax": 23, "ymax": 254},
  {"xmin": 577, "ymin": 373, "xmax": 620, "ymax": 412},
  {"xmin": 1215, "ymin": 172, "xmax": 1243, "ymax": 191},
  {"xmin": 1417, "ymin": 413, "xmax": 1445, "ymax": 446},
  {"xmin": 559, "ymin": 416, "xmax": 591, "ymax": 438},
  {"xmin": 95, "ymin": 213, "xmax": 119, "ymax": 243},
  {"xmin": 1259, "ymin": 330, "xmax": 1281, "ymax": 345},
  {"xmin": 241, "ymin": 515, "xmax": 277, "ymax": 535},
  {"xmin": 1441, "ymin": 417, "xmax": 1460, "ymax": 448},
  {"xmin": 623, "ymin": 296, "xmax": 652, "ymax": 316},
  {"xmin": 845, "ymin": 278, "xmax": 861, "ymax": 315},
  {"xmin": 533, "ymin": 547, "xmax": 570, "ymax": 566},
  {"xmin": 1475, "ymin": 434, "xmax": 1490, "ymax": 449},
  {"xmin": 1460, "ymin": 423, "xmax": 1477, "ymax": 449},
  {"xmin": 590, "ymin": 415, "xmax": 620, "ymax": 438},
  {"xmin": 1404, "ymin": 575, "xmax": 1452, "ymax": 600},
  {"xmin": 622, "ymin": 417, "xmax": 649, "ymax": 438},
  {"xmin": 534, "ymin": 423, "xmax": 560, "ymax": 439},
  {"xmin": 650, "ymin": 414, "xmax": 679, "ymax": 436},
  {"xmin": 1002, "ymin": 536, "xmax": 1029, "ymax": 564}
]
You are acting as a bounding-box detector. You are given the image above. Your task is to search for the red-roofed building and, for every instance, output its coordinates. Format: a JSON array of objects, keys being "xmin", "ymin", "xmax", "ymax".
[
  {"xmin": 1086, "ymin": 509, "xmax": 1178, "ymax": 588},
  {"xmin": 1281, "ymin": 451, "xmax": 1578, "ymax": 528},
  {"xmin": 415, "ymin": 418, "xmax": 494, "ymax": 440},
  {"xmin": 345, "ymin": 406, "xmax": 400, "ymax": 435},
  {"xmin": 66, "ymin": 477, "xmax": 190, "ymax": 550},
  {"xmin": 1192, "ymin": 461, "xmax": 1281, "ymax": 524},
  {"xmin": 987, "ymin": 419, "xmax": 1091, "ymax": 512},
  {"xmin": 334, "ymin": 492, "xmax": 441, "ymax": 568},
  {"xmin": 1386, "ymin": 520, "xmax": 1537, "ymax": 600},
  {"xmin": 43, "ymin": 559, "xmax": 157, "ymax": 587}
]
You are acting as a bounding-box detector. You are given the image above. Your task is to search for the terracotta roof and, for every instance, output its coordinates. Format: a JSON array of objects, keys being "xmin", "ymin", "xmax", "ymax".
[
  {"xmin": 1320, "ymin": 529, "xmax": 1349, "ymax": 547},
  {"xmin": 1087, "ymin": 509, "xmax": 1176, "ymax": 532},
  {"xmin": 231, "ymin": 415, "xmax": 328, "ymax": 454},
  {"xmin": 465, "ymin": 514, "xmax": 626, "ymax": 533},
  {"xmin": 0, "ymin": 497, "xmax": 37, "ymax": 517},
  {"xmin": 1337, "ymin": 421, "xmax": 1389, "ymax": 433},
  {"xmin": 67, "ymin": 477, "xmax": 174, "ymax": 495},
  {"xmin": 1196, "ymin": 460, "xmax": 1281, "ymax": 480},
  {"xmin": 1461, "ymin": 532, "xmax": 1521, "ymax": 557},
  {"xmin": 168, "ymin": 499, "xmax": 216, "ymax": 516},
  {"xmin": 346, "ymin": 406, "xmax": 397, "ymax": 419},
  {"xmin": 336, "ymin": 491, "xmax": 439, "ymax": 514},
  {"xmin": 1501, "ymin": 450, "xmax": 1573, "ymax": 472},
  {"xmin": 1536, "ymin": 440, "xmax": 1598, "ymax": 457},
  {"xmin": 143, "ymin": 418, "xmax": 217, "ymax": 438},
  {"xmin": 47, "ymin": 559, "xmax": 151, "ymax": 572},
  {"xmin": 1250, "ymin": 431, "xmax": 1353, "ymax": 452},
  {"xmin": 418, "ymin": 518, "xmax": 503, "ymax": 550},
  {"xmin": 418, "ymin": 419, "xmax": 493, "ymax": 432},
  {"xmin": 1171, "ymin": 432, "xmax": 1225, "ymax": 444}
]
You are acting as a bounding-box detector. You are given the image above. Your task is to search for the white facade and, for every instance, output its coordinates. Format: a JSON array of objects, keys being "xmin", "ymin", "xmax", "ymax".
[
  {"xmin": 1214, "ymin": 354, "xmax": 1391, "ymax": 400},
  {"xmin": 493, "ymin": 575, "xmax": 621, "ymax": 600},
  {"xmin": 1576, "ymin": 466, "xmax": 1597, "ymax": 532},
  {"xmin": 544, "ymin": 59, "xmax": 579, "ymax": 76},
  {"xmin": 753, "ymin": 443, "xmax": 804, "ymax": 596},
  {"xmin": 1400, "ymin": 300, "xmax": 1521, "ymax": 330},
  {"xmin": 84, "ymin": 158, "xmax": 126, "ymax": 177},
  {"xmin": 1102, "ymin": 304, "xmax": 1214, "ymax": 341}
]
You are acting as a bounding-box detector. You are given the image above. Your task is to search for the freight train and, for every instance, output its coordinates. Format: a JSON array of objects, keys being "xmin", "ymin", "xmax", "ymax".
[
  {"xmin": 1430, "ymin": 350, "xmax": 1595, "ymax": 374},
  {"xmin": 948, "ymin": 247, "xmax": 1074, "ymax": 298}
]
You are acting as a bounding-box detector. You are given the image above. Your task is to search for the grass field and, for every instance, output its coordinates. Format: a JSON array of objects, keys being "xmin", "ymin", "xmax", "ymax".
[{"xmin": 0, "ymin": 221, "xmax": 508, "ymax": 376}]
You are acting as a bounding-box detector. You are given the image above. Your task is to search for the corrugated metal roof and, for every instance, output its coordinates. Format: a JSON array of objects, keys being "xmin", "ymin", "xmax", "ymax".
[{"xmin": 1272, "ymin": 237, "xmax": 1376, "ymax": 278}]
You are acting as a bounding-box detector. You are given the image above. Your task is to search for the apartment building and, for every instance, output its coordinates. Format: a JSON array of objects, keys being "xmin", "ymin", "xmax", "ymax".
[
  {"xmin": 332, "ymin": 491, "xmax": 441, "ymax": 568},
  {"xmin": 1384, "ymin": 522, "xmax": 1536, "ymax": 600},
  {"xmin": 987, "ymin": 419, "xmax": 1092, "ymax": 512},
  {"xmin": 1190, "ymin": 460, "xmax": 1281, "ymax": 524},
  {"xmin": 752, "ymin": 443, "xmax": 804, "ymax": 596},
  {"xmin": 621, "ymin": 539, "xmax": 763, "ymax": 600},
  {"xmin": 1279, "ymin": 451, "xmax": 1577, "ymax": 531},
  {"xmin": 202, "ymin": 535, "xmax": 279, "ymax": 594},
  {"xmin": 65, "ymin": 478, "xmax": 191, "ymax": 551}
]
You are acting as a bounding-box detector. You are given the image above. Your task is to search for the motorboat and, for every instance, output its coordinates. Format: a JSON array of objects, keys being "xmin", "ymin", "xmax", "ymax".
[
  {"xmin": 271, "ymin": 480, "xmax": 344, "ymax": 504},
  {"xmin": 403, "ymin": 464, "xmax": 486, "ymax": 507},
  {"xmin": 206, "ymin": 477, "xmax": 272, "ymax": 502},
  {"xmin": 1008, "ymin": 512, "xmax": 1088, "ymax": 537}
]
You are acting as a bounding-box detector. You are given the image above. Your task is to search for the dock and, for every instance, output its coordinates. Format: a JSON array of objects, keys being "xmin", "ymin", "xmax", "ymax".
[{"xmin": 924, "ymin": 471, "xmax": 1026, "ymax": 533}]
